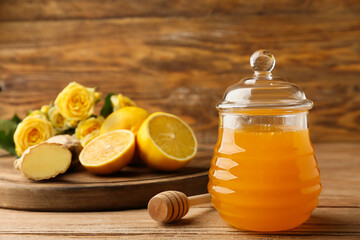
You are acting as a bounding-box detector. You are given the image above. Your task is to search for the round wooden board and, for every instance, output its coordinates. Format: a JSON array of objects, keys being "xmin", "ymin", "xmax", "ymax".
[{"xmin": 0, "ymin": 148, "xmax": 211, "ymax": 211}]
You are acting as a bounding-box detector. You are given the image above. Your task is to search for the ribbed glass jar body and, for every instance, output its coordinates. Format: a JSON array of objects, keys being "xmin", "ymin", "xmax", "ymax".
[{"xmin": 208, "ymin": 110, "xmax": 321, "ymax": 231}]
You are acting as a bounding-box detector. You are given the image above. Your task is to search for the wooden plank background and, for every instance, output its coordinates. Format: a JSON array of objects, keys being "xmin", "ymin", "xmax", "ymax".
[{"xmin": 0, "ymin": 0, "xmax": 360, "ymax": 144}]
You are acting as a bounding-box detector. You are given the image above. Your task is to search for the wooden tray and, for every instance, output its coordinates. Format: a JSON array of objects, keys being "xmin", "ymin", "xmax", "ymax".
[{"xmin": 0, "ymin": 148, "xmax": 211, "ymax": 212}]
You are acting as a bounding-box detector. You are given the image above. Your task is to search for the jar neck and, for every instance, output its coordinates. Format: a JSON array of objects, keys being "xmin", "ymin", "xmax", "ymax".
[{"xmin": 219, "ymin": 111, "xmax": 309, "ymax": 131}]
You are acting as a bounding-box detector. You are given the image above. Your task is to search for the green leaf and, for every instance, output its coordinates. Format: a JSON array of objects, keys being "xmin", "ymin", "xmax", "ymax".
[
  {"xmin": 100, "ymin": 93, "xmax": 115, "ymax": 118},
  {"xmin": 0, "ymin": 131, "xmax": 16, "ymax": 155},
  {"xmin": 11, "ymin": 114, "xmax": 21, "ymax": 124},
  {"xmin": 0, "ymin": 119, "xmax": 18, "ymax": 136},
  {"xmin": 61, "ymin": 128, "xmax": 75, "ymax": 136},
  {"xmin": 0, "ymin": 115, "xmax": 21, "ymax": 155}
]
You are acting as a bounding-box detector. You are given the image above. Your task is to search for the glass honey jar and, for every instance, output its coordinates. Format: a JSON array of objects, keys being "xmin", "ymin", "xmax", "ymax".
[{"xmin": 208, "ymin": 50, "xmax": 321, "ymax": 231}]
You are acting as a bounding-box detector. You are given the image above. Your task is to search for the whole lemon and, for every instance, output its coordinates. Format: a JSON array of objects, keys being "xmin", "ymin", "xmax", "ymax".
[{"xmin": 100, "ymin": 106, "xmax": 149, "ymax": 135}]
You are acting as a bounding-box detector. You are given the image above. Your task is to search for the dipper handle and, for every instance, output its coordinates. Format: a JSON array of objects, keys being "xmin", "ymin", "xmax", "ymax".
[{"xmin": 147, "ymin": 191, "xmax": 211, "ymax": 223}]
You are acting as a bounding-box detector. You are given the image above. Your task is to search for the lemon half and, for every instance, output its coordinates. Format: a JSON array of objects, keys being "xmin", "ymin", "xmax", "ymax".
[
  {"xmin": 137, "ymin": 112, "xmax": 197, "ymax": 171},
  {"xmin": 79, "ymin": 130, "xmax": 135, "ymax": 174}
]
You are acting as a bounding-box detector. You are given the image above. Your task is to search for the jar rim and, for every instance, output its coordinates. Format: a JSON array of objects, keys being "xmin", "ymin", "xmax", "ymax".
[{"xmin": 217, "ymin": 99, "xmax": 313, "ymax": 111}]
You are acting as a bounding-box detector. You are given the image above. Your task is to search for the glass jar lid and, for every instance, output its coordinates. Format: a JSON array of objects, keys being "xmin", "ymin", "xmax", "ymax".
[{"xmin": 217, "ymin": 50, "xmax": 313, "ymax": 111}]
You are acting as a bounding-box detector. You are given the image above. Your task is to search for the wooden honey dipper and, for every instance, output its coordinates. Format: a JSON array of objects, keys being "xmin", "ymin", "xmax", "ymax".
[{"xmin": 147, "ymin": 191, "xmax": 211, "ymax": 223}]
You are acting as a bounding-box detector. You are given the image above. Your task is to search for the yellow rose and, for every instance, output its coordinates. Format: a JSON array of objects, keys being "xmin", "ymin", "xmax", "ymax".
[
  {"xmin": 13, "ymin": 115, "xmax": 54, "ymax": 156},
  {"xmin": 111, "ymin": 94, "xmax": 136, "ymax": 112},
  {"xmin": 80, "ymin": 130, "xmax": 100, "ymax": 147},
  {"xmin": 94, "ymin": 92, "xmax": 101, "ymax": 102},
  {"xmin": 28, "ymin": 110, "xmax": 44, "ymax": 117},
  {"xmin": 66, "ymin": 119, "xmax": 79, "ymax": 129},
  {"xmin": 55, "ymin": 82, "xmax": 100, "ymax": 121},
  {"xmin": 48, "ymin": 106, "xmax": 69, "ymax": 133},
  {"xmin": 40, "ymin": 105, "xmax": 51, "ymax": 116},
  {"xmin": 75, "ymin": 116, "xmax": 104, "ymax": 146}
]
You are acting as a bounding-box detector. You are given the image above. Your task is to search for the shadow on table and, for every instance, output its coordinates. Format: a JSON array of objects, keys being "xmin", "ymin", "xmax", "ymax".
[
  {"xmin": 157, "ymin": 206, "xmax": 358, "ymax": 237},
  {"xmin": 263, "ymin": 211, "xmax": 357, "ymax": 235},
  {"xmin": 161, "ymin": 207, "xmax": 214, "ymax": 227},
  {"xmin": 298, "ymin": 212, "xmax": 357, "ymax": 232}
]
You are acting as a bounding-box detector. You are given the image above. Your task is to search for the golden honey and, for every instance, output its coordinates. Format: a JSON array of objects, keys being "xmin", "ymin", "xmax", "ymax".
[{"xmin": 208, "ymin": 125, "xmax": 321, "ymax": 231}]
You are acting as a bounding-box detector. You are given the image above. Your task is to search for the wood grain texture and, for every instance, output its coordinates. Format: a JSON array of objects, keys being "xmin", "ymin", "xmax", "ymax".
[
  {"xmin": 0, "ymin": 0, "xmax": 360, "ymax": 145},
  {"xmin": 0, "ymin": 147, "xmax": 210, "ymax": 211},
  {"xmin": 1, "ymin": 0, "xmax": 360, "ymax": 21},
  {"xmin": 0, "ymin": 207, "xmax": 359, "ymax": 240},
  {"xmin": 0, "ymin": 142, "xmax": 359, "ymax": 239}
]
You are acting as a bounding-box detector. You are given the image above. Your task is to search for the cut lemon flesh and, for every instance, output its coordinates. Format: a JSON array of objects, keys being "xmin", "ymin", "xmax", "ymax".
[
  {"xmin": 80, "ymin": 130, "xmax": 135, "ymax": 174},
  {"xmin": 149, "ymin": 115, "xmax": 196, "ymax": 159},
  {"xmin": 137, "ymin": 112, "xmax": 197, "ymax": 171}
]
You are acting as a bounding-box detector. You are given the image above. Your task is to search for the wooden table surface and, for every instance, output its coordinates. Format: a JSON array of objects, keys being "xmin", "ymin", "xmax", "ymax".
[{"xmin": 1, "ymin": 142, "xmax": 359, "ymax": 240}]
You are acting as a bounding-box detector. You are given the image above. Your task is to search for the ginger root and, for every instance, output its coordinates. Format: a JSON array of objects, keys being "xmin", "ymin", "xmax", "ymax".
[
  {"xmin": 14, "ymin": 135, "xmax": 83, "ymax": 181},
  {"xmin": 46, "ymin": 135, "xmax": 82, "ymax": 169},
  {"xmin": 14, "ymin": 142, "xmax": 72, "ymax": 181}
]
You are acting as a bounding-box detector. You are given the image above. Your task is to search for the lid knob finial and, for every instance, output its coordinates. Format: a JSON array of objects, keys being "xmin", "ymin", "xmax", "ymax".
[{"xmin": 250, "ymin": 50, "xmax": 275, "ymax": 73}]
